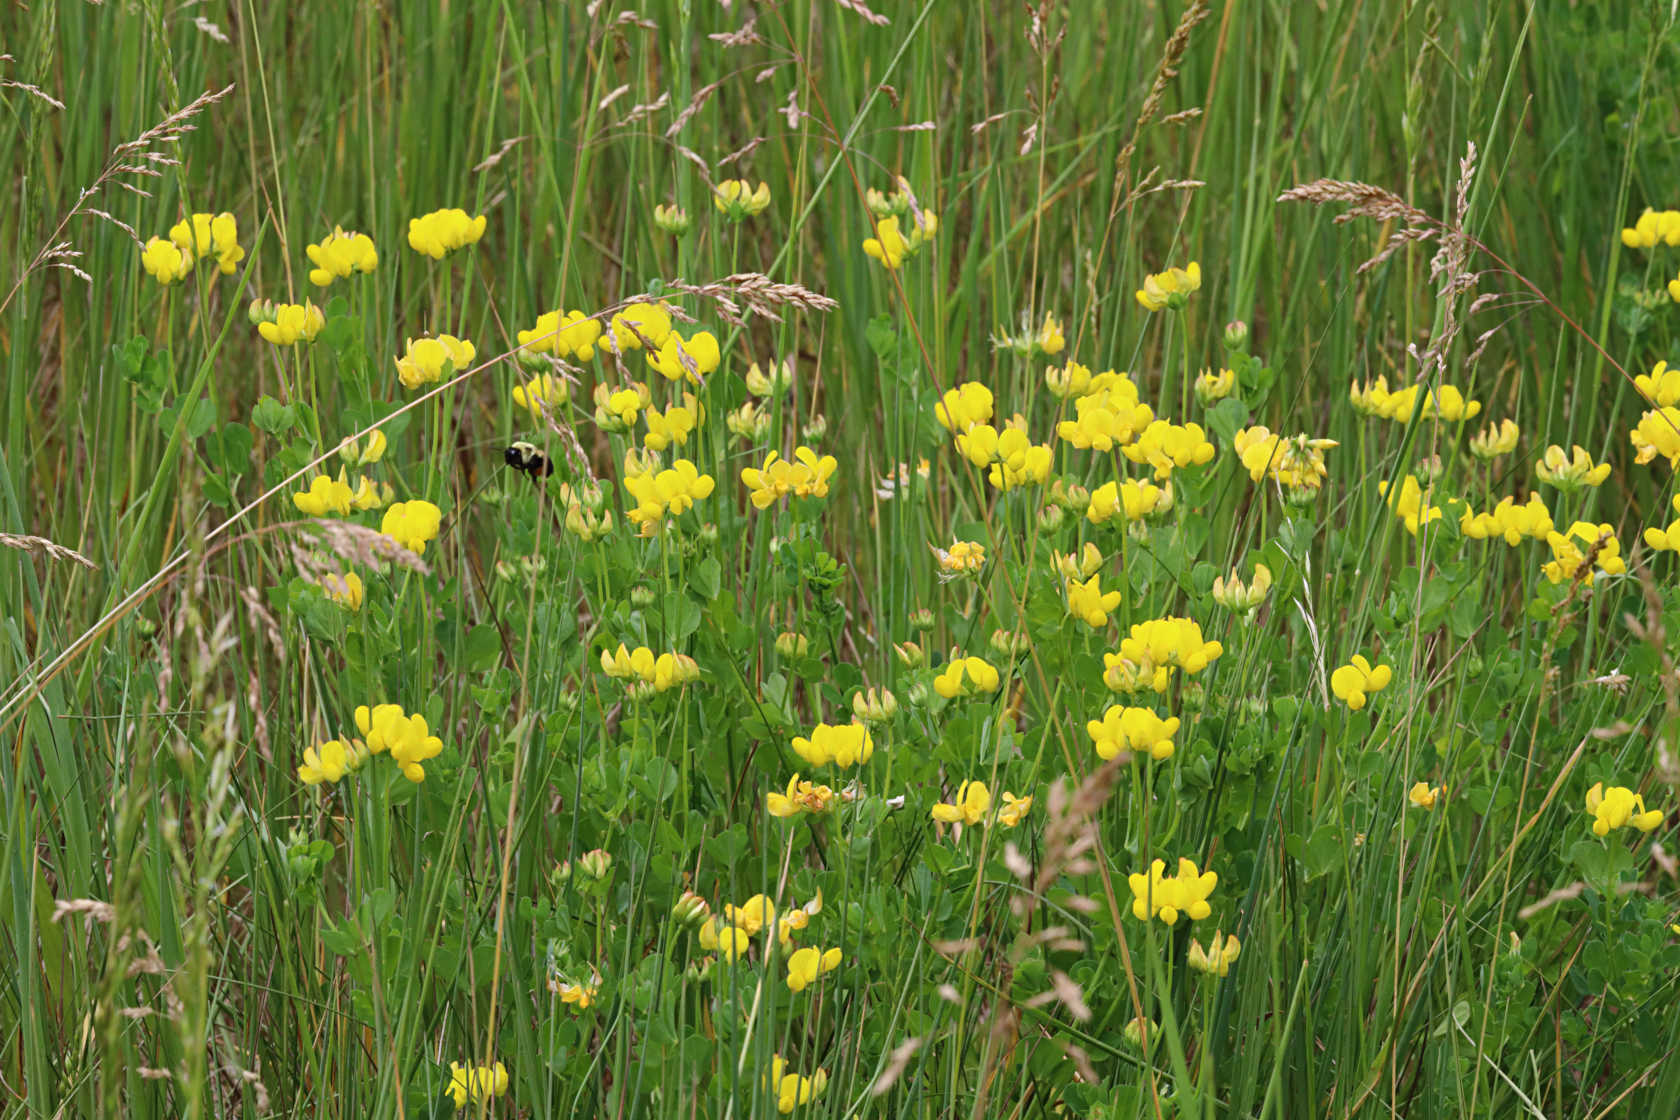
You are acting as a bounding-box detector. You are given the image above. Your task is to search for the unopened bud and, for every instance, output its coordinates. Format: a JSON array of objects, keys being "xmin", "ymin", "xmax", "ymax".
[
  {"xmin": 775, "ymin": 631, "xmax": 809, "ymax": 658},
  {"xmin": 894, "ymin": 641, "xmax": 924, "ymax": 669},
  {"xmin": 851, "ymin": 687, "xmax": 899, "ymax": 724}
]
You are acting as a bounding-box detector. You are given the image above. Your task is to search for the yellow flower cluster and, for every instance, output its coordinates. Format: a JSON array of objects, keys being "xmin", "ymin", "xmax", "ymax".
[
  {"xmin": 296, "ymin": 737, "xmax": 368, "ymax": 785},
  {"xmin": 305, "ymin": 226, "xmax": 378, "ymax": 286},
  {"xmin": 322, "ymin": 571, "xmax": 365, "ymax": 611},
  {"xmin": 407, "ymin": 207, "xmax": 487, "ymax": 258},
  {"xmin": 713, "ymin": 179, "xmax": 771, "ymax": 220},
  {"xmin": 1123, "ymin": 419, "xmax": 1216, "ymax": 480},
  {"xmin": 622, "ymin": 459, "xmax": 715, "ymax": 532},
  {"xmin": 394, "ymin": 334, "xmax": 476, "ymax": 389},
  {"xmin": 862, "ymin": 209, "xmax": 938, "ymax": 269},
  {"xmin": 1331, "ymin": 654, "xmax": 1392, "ymax": 711},
  {"xmin": 1232, "ymin": 427, "xmax": 1335, "ymax": 495},
  {"xmin": 355, "ymin": 703, "xmax": 445, "ymax": 782},
  {"xmin": 1117, "ymin": 617, "xmax": 1223, "ymax": 681},
  {"xmin": 1194, "ymin": 367, "xmax": 1236, "ymax": 404},
  {"xmin": 933, "ymin": 656, "xmax": 1001, "ymax": 699},
  {"xmin": 933, "ymin": 540, "xmax": 986, "ymax": 578},
  {"xmin": 647, "ymin": 330, "xmax": 722, "ymax": 384},
  {"xmin": 1620, "ymin": 207, "xmax": 1680, "ymax": 248},
  {"xmin": 1541, "ymin": 521, "xmax": 1625, "ymax": 585},
  {"xmin": 1460, "ymin": 494, "xmax": 1553, "ymax": 545},
  {"xmin": 511, "ymin": 372, "xmax": 570, "ymax": 420},
  {"xmin": 1469, "ymin": 419, "xmax": 1520, "ymax": 460},
  {"xmin": 1086, "ymin": 705, "xmax": 1179, "ymax": 761},
  {"xmin": 643, "ymin": 397, "xmax": 703, "ymax": 451},
  {"xmin": 786, "ymin": 946, "xmax": 843, "ymax": 993},
  {"xmin": 1188, "ymin": 930, "xmax": 1242, "ymax": 977},
  {"xmin": 169, "ymin": 211, "xmax": 246, "ymax": 274},
  {"xmin": 766, "ymin": 1055, "xmax": 828, "ymax": 1114},
  {"xmin": 1211, "ymin": 563, "xmax": 1272, "ymax": 614},
  {"xmin": 790, "ymin": 721, "xmax": 873, "ymax": 768},
  {"xmin": 1348, "ymin": 377, "xmax": 1481, "ymax": 423},
  {"xmin": 993, "ymin": 311, "xmax": 1065, "ymax": 358},
  {"xmin": 1088, "ymin": 478, "xmax": 1173, "ymax": 524},
  {"xmin": 1378, "ymin": 475, "xmax": 1443, "ymax": 535},
  {"xmin": 1136, "ymin": 261, "xmax": 1201, "ymax": 312},
  {"xmin": 1534, "ymin": 444, "xmax": 1610, "ymax": 490},
  {"xmin": 1056, "ymin": 371, "xmax": 1155, "ymax": 451},
  {"xmin": 598, "ymin": 644, "xmax": 701, "ymax": 691},
  {"xmin": 608, "ymin": 301, "xmax": 674, "ymax": 352},
  {"xmin": 1635, "ymin": 360, "xmax": 1680, "ymax": 407},
  {"xmin": 930, "ymin": 780, "xmax": 1031, "ymax": 828},
  {"xmin": 446, "ymin": 1061, "xmax": 508, "ymax": 1110},
  {"xmin": 934, "ymin": 382, "xmax": 995, "ymax": 433},
  {"xmin": 140, "ymin": 236, "xmax": 194, "ymax": 284},
  {"xmin": 1128, "ymin": 857, "xmax": 1217, "ymax": 924},
  {"xmin": 380, "ymin": 499, "xmax": 444, "ymax": 554},
  {"xmin": 1065, "ymin": 573, "xmax": 1122, "ymax": 629},
  {"xmin": 1585, "ymin": 782, "xmax": 1665, "ymax": 837},
  {"xmin": 953, "ymin": 421, "xmax": 1054, "ymax": 491},
  {"xmin": 257, "ymin": 301, "xmax": 326, "ymax": 346},
  {"xmin": 516, "ymin": 308, "xmax": 602, "ymax": 361},
  {"xmin": 741, "ymin": 447, "xmax": 838, "ymax": 508},
  {"xmin": 766, "ymin": 774, "xmax": 838, "ymax": 817},
  {"xmin": 1643, "ymin": 495, "xmax": 1680, "ymax": 551},
  {"xmin": 1630, "ymin": 406, "xmax": 1680, "ymax": 467}
]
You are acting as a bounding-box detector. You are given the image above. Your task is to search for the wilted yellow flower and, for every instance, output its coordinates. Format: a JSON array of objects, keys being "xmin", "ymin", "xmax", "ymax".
[
  {"xmin": 1408, "ymin": 781, "xmax": 1441, "ymax": 810},
  {"xmin": 1087, "ymin": 705, "xmax": 1179, "ymax": 761},
  {"xmin": 355, "ymin": 702, "xmax": 444, "ymax": 782},
  {"xmin": 1348, "ymin": 376, "xmax": 1393, "ymax": 417},
  {"xmin": 1621, "ymin": 207, "xmax": 1680, "ymax": 249},
  {"xmin": 168, "ymin": 211, "xmax": 244, "ymax": 274},
  {"xmin": 297, "ymin": 738, "xmax": 367, "ymax": 785},
  {"xmin": 1128, "ymin": 857, "xmax": 1217, "ymax": 924},
  {"xmin": 1585, "ymin": 782, "xmax": 1665, "ymax": 836},
  {"xmin": 395, "ymin": 334, "xmax": 475, "ymax": 389},
  {"xmin": 933, "ymin": 656, "xmax": 1001, "ymax": 699},
  {"xmin": 1330, "ymin": 654, "xmax": 1393, "ymax": 711},
  {"xmin": 1136, "ymin": 261, "xmax": 1202, "ymax": 312},
  {"xmin": 447, "ymin": 1061, "xmax": 508, "ymax": 1110},
  {"xmin": 512, "ymin": 372, "xmax": 571, "ymax": 420},
  {"xmin": 1534, "ymin": 444, "xmax": 1610, "ymax": 490},
  {"xmin": 380, "ymin": 499, "xmax": 444, "ymax": 555},
  {"xmin": 713, "ymin": 179, "xmax": 771, "ymax": 220},
  {"xmin": 993, "ymin": 310, "xmax": 1065, "ymax": 358},
  {"xmin": 1101, "ymin": 652, "xmax": 1171, "ymax": 694},
  {"xmin": 1377, "ymin": 474, "xmax": 1443, "ymax": 535},
  {"xmin": 1541, "ymin": 521, "xmax": 1625, "ymax": 585},
  {"xmin": 257, "ymin": 302, "xmax": 325, "ymax": 346},
  {"xmin": 407, "ymin": 207, "xmax": 486, "ymax": 258},
  {"xmin": 1188, "ymin": 930, "xmax": 1241, "ymax": 977},
  {"xmin": 1469, "ymin": 419, "xmax": 1520, "ymax": 460},
  {"xmin": 997, "ymin": 791, "xmax": 1033, "ymax": 828},
  {"xmin": 305, "ymin": 226, "xmax": 376, "ymax": 286},
  {"xmin": 1045, "ymin": 359, "xmax": 1094, "ymax": 399}
]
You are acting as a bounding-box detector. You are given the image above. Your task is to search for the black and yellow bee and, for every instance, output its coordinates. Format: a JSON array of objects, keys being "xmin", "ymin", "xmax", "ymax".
[{"xmin": 504, "ymin": 441, "xmax": 553, "ymax": 478}]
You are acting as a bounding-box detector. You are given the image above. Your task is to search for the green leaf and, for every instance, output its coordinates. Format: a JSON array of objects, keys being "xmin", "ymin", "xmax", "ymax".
[
  {"xmin": 251, "ymin": 395, "xmax": 297, "ymax": 435},
  {"xmin": 464, "ymin": 624, "xmax": 503, "ymax": 674},
  {"xmin": 689, "ymin": 556, "xmax": 722, "ymax": 601}
]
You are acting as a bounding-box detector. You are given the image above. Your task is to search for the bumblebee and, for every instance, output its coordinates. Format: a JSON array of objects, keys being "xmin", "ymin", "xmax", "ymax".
[{"xmin": 504, "ymin": 441, "xmax": 554, "ymax": 478}]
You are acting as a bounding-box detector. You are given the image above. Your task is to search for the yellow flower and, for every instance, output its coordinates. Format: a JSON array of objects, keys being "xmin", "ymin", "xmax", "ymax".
[
  {"xmin": 446, "ymin": 1061, "xmax": 508, "ymax": 1110},
  {"xmin": 380, "ymin": 499, "xmax": 444, "ymax": 555},
  {"xmin": 1418, "ymin": 385, "xmax": 1482, "ymax": 423},
  {"xmin": 555, "ymin": 978, "xmax": 599, "ymax": 1010},
  {"xmin": 1124, "ymin": 419, "xmax": 1216, "ymax": 480},
  {"xmin": 1330, "ymin": 654, "xmax": 1393, "ymax": 711},
  {"xmin": 766, "ymin": 773, "xmax": 837, "ymax": 817},
  {"xmin": 647, "ymin": 330, "xmax": 722, "ymax": 384},
  {"xmin": 599, "ymin": 643, "xmax": 655, "ymax": 681},
  {"xmin": 1128, "ymin": 857, "xmax": 1217, "ymax": 924},
  {"xmin": 724, "ymin": 894, "xmax": 776, "ymax": 937},
  {"xmin": 512, "ymin": 372, "xmax": 571, "ymax": 420},
  {"xmin": 257, "ymin": 302, "xmax": 325, "ymax": 346},
  {"xmin": 1348, "ymin": 376, "xmax": 1393, "ymax": 417},
  {"xmin": 933, "ymin": 656, "xmax": 1001, "ymax": 699},
  {"xmin": 1065, "ymin": 573, "xmax": 1122, "ymax": 629},
  {"xmin": 1232, "ymin": 427, "xmax": 1335, "ymax": 494},
  {"xmin": 1119, "ymin": 617, "xmax": 1222, "ymax": 677},
  {"xmin": 355, "ymin": 703, "xmax": 444, "ymax": 782},
  {"xmin": 1086, "ymin": 705, "xmax": 1180, "ymax": 761},
  {"xmin": 1541, "ymin": 521, "xmax": 1626, "ymax": 585},
  {"xmin": 1054, "ymin": 542, "xmax": 1104, "ymax": 581},
  {"xmin": 931, "ymin": 779, "xmax": 991, "ymax": 825},
  {"xmin": 139, "ymin": 236, "xmax": 194, "ymax": 284},
  {"xmin": 863, "ymin": 215, "xmax": 911, "ymax": 268},
  {"xmin": 622, "ymin": 459, "xmax": 715, "ymax": 529},
  {"xmin": 1045, "ymin": 360, "xmax": 1094, "ymax": 399},
  {"xmin": 407, "ymin": 207, "xmax": 487, "ymax": 259},
  {"xmin": 1620, "ymin": 207, "xmax": 1680, "ymax": 249},
  {"xmin": 931, "ymin": 539, "xmax": 986, "ymax": 578},
  {"xmin": 1057, "ymin": 388, "xmax": 1155, "ymax": 452},
  {"xmin": 785, "ymin": 946, "xmax": 842, "ymax": 993},
  {"xmin": 790, "ymin": 721, "xmax": 874, "ymax": 768},
  {"xmin": 297, "ymin": 738, "xmax": 366, "ymax": 785},
  {"xmin": 1102, "ymin": 653, "xmax": 1171, "ymax": 694},
  {"xmin": 1635, "ymin": 360, "xmax": 1680, "ymax": 408},
  {"xmin": 395, "ymin": 334, "xmax": 476, "ymax": 390},
  {"xmin": 517, "ymin": 308, "xmax": 602, "ymax": 361},
  {"xmin": 322, "ymin": 571, "xmax": 364, "ymax": 611},
  {"xmin": 652, "ymin": 203, "xmax": 690, "ymax": 234},
  {"xmin": 1643, "ymin": 494, "xmax": 1680, "ymax": 552},
  {"xmin": 1631, "ymin": 406, "xmax": 1680, "ymax": 467},
  {"xmin": 168, "ymin": 211, "xmax": 244, "ymax": 274},
  {"xmin": 1087, "ymin": 478, "xmax": 1173, "ymax": 524},
  {"xmin": 1187, "ymin": 930, "xmax": 1241, "ymax": 977},
  {"xmin": 607, "ymin": 302, "xmax": 674, "ymax": 352},
  {"xmin": 934, "ymin": 382, "xmax": 995, "ymax": 433},
  {"xmin": 767, "ymin": 1055, "xmax": 828, "ymax": 1114},
  {"xmin": 1534, "ymin": 444, "xmax": 1610, "ymax": 491},
  {"xmin": 697, "ymin": 918, "xmax": 751, "ymax": 962},
  {"xmin": 1136, "ymin": 261, "xmax": 1201, "ymax": 312},
  {"xmin": 1377, "ymin": 474, "xmax": 1443, "ymax": 535},
  {"xmin": 1211, "ymin": 563, "xmax": 1272, "ymax": 614},
  {"xmin": 642, "ymin": 399, "xmax": 701, "ymax": 451},
  {"xmin": 1585, "ymin": 782, "xmax": 1665, "ymax": 837},
  {"xmin": 1459, "ymin": 493, "xmax": 1553, "ymax": 546},
  {"xmin": 305, "ymin": 226, "xmax": 377, "ymax": 286},
  {"xmin": 985, "ymin": 428, "xmax": 1053, "ymax": 490},
  {"xmin": 997, "ymin": 791, "xmax": 1033, "ymax": 828},
  {"xmin": 1034, "ymin": 312, "xmax": 1065, "ymax": 355},
  {"xmin": 1194, "ymin": 367, "xmax": 1236, "ymax": 405},
  {"xmin": 292, "ymin": 474, "xmax": 354, "ymax": 517},
  {"xmin": 1469, "ymin": 419, "xmax": 1520, "ymax": 460},
  {"xmin": 1408, "ymin": 781, "xmax": 1441, "ymax": 810},
  {"xmin": 712, "ymin": 179, "xmax": 771, "ymax": 220},
  {"xmin": 740, "ymin": 447, "xmax": 839, "ymax": 508},
  {"xmin": 993, "ymin": 310, "xmax": 1065, "ymax": 358}
]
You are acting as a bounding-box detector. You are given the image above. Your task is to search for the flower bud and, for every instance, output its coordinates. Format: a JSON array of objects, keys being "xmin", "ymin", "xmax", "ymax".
[
  {"xmin": 989, "ymin": 629, "xmax": 1030, "ymax": 658},
  {"xmin": 653, "ymin": 203, "xmax": 691, "ymax": 235},
  {"xmin": 630, "ymin": 585, "xmax": 656, "ymax": 609},
  {"xmin": 578, "ymin": 849, "xmax": 613, "ymax": 881},
  {"xmin": 671, "ymin": 890, "xmax": 711, "ymax": 928},
  {"xmin": 775, "ymin": 631, "xmax": 810, "ymax": 658},
  {"xmin": 1122, "ymin": 1017, "xmax": 1158, "ymax": 1049},
  {"xmin": 894, "ymin": 641, "xmax": 924, "ymax": 669},
  {"xmin": 1223, "ymin": 319, "xmax": 1249, "ymax": 351},
  {"xmin": 851, "ymin": 687, "xmax": 899, "ymax": 724},
  {"xmin": 905, "ymin": 680, "xmax": 931, "ymax": 708},
  {"xmin": 801, "ymin": 413, "xmax": 829, "ymax": 441},
  {"xmin": 1036, "ymin": 504, "xmax": 1066, "ymax": 532},
  {"xmin": 247, "ymin": 298, "xmax": 278, "ymax": 325},
  {"xmin": 744, "ymin": 358, "xmax": 793, "ymax": 397},
  {"xmin": 909, "ymin": 608, "xmax": 935, "ymax": 633}
]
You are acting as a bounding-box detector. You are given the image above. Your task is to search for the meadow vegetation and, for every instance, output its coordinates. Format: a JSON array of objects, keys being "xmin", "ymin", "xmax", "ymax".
[{"xmin": 3, "ymin": 0, "xmax": 1680, "ymax": 1116}]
